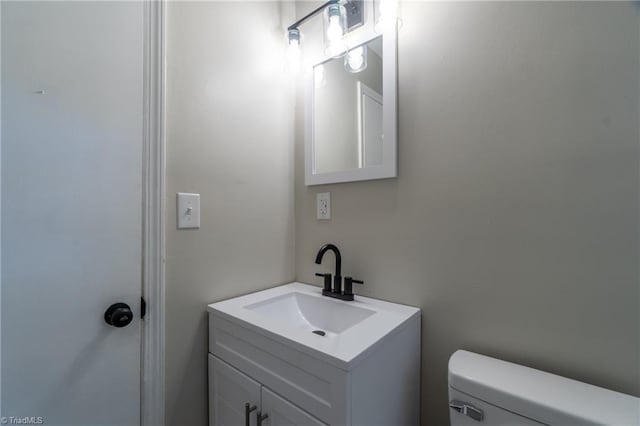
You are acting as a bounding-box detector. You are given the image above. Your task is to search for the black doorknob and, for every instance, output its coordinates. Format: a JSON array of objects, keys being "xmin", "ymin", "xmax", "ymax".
[{"xmin": 104, "ymin": 303, "xmax": 133, "ymax": 328}]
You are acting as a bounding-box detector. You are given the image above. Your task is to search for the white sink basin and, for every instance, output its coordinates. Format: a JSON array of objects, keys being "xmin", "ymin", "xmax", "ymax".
[
  {"xmin": 208, "ymin": 282, "xmax": 420, "ymax": 369},
  {"xmin": 245, "ymin": 291, "xmax": 376, "ymax": 336}
]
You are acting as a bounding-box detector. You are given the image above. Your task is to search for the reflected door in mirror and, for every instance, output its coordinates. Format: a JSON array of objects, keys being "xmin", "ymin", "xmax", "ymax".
[{"xmin": 313, "ymin": 37, "xmax": 383, "ymax": 174}]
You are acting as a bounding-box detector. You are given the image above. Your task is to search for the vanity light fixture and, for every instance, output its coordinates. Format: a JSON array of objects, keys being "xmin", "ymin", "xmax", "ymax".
[{"xmin": 286, "ymin": 0, "xmax": 363, "ymax": 71}]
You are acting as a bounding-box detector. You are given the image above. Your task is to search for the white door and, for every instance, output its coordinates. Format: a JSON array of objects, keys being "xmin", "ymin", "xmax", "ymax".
[
  {"xmin": 357, "ymin": 82, "xmax": 383, "ymax": 168},
  {"xmin": 261, "ymin": 388, "xmax": 326, "ymax": 426},
  {"xmin": 2, "ymin": 2, "xmax": 144, "ymax": 425},
  {"xmin": 209, "ymin": 356, "xmax": 261, "ymax": 426}
]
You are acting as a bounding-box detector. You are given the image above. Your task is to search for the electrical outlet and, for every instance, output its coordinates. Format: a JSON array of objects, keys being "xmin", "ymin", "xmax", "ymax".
[{"xmin": 317, "ymin": 192, "xmax": 331, "ymax": 220}]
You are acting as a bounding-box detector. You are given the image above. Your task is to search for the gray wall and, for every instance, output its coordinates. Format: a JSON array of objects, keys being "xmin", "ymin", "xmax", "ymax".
[
  {"xmin": 295, "ymin": 2, "xmax": 640, "ymax": 424},
  {"xmin": 165, "ymin": 2, "xmax": 295, "ymax": 424}
]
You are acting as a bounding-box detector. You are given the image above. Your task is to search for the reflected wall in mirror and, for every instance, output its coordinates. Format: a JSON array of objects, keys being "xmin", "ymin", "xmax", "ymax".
[
  {"xmin": 314, "ymin": 37, "xmax": 383, "ymax": 174},
  {"xmin": 305, "ymin": 26, "xmax": 397, "ymax": 186}
]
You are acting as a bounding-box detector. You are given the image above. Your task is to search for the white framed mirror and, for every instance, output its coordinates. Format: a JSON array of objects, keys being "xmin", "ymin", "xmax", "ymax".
[{"xmin": 305, "ymin": 25, "xmax": 397, "ymax": 185}]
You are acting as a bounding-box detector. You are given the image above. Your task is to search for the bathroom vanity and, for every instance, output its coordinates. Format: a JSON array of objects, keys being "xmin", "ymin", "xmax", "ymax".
[{"xmin": 207, "ymin": 283, "xmax": 420, "ymax": 425}]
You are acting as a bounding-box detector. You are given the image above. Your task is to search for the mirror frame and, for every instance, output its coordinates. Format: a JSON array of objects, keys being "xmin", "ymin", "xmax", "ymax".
[{"xmin": 304, "ymin": 24, "xmax": 397, "ymax": 186}]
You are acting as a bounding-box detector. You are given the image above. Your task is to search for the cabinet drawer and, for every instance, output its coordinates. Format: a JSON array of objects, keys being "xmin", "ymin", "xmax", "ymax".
[{"xmin": 210, "ymin": 314, "xmax": 348, "ymax": 425}]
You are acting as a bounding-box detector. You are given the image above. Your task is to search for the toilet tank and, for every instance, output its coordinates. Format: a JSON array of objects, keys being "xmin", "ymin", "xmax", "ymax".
[{"xmin": 448, "ymin": 350, "xmax": 640, "ymax": 426}]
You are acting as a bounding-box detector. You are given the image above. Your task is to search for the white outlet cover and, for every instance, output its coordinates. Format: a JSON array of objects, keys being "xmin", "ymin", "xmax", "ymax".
[
  {"xmin": 317, "ymin": 192, "xmax": 331, "ymax": 220},
  {"xmin": 177, "ymin": 192, "xmax": 200, "ymax": 229}
]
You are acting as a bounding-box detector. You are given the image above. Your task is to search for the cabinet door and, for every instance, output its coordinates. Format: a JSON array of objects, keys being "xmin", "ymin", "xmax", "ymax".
[
  {"xmin": 210, "ymin": 355, "xmax": 261, "ymax": 426},
  {"xmin": 261, "ymin": 387, "xmax": 327, "ymax": 426}
]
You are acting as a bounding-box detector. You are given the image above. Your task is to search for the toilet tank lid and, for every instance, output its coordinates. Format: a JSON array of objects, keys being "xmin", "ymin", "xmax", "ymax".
[{"xmin": 448, "ymin": 350, "xmax": 640, "ymax": 426}]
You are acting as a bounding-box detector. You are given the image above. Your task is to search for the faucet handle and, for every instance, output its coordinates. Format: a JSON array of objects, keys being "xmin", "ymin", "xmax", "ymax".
[
  {"xmin": 315, "ymin": 273, "xmax": 332, "ymax": 292},
  {"xmin": 343, "ymin": 277, "xmax": 364, "ymax": 297}
]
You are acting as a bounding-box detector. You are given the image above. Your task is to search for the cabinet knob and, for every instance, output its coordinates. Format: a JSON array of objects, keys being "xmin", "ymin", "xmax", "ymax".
[
  {"xmin": 257, "ymin": 411, "xmax": 269, "ymax": 426},
  {"xmin": 244, "ymin": 403, "xmax": 257, "ymax": 426}
]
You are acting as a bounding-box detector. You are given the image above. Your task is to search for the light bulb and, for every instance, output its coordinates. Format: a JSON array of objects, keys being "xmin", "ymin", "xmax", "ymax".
[
  {"xmin": 379, "ymin": 0, "xmax": 398, "ymax": 18},
  {"xmin": 288, "ymin": 40, "xmax": 301, "ymax": 72},
  {"xmin": 327, "ymin": 15, "xmax": 343, "ymax": 42},
  {"xmin": 347, "ymin": 47, "xmax": 365, "ymax": 71},
  {"xmin": 345, "ymin": 46, "xmax": 367, "ymax": 73},
  {"xmin": 287, "ymin": 28, "xmax": 301, "ymax": 73},
  {"xmin": 376, "ymin": 0, "xmax": 398, "ymax": 33},
  {"xmin": 324, "ymin": 4, "xmax": 347, "ymax": 58}
]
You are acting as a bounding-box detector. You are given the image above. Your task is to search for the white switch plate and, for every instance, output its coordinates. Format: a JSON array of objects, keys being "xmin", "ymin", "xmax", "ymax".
[
  {"xmin": 317, "ymin": 192, "xmax": 331, "ymax": 220},
  {"xmin": 177, "ymin": 192, "xmax": 200, "ymax": 229}
]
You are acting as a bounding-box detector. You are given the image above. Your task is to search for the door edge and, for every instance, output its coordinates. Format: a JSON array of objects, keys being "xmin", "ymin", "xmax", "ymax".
[{"xmin": 141, "ymin": 1, "xmax": 166, "ymax": 425}]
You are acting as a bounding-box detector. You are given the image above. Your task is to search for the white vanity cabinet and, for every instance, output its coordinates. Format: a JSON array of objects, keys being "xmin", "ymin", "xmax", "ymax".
[{"xmin": 207, "ymin": 283, "xmax": 421, "ymax": 426}]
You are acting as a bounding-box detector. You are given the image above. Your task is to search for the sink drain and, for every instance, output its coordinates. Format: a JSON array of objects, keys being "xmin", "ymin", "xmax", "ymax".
[{"xmin": 312, "ymin": 330, "xmax": 326, "ymax": 336}]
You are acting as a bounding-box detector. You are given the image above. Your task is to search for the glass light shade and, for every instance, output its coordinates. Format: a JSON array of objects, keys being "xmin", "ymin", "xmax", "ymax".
[
  {"xmin": 323, "ymin": 3, "xmax": 347, "ymax": 58},
  {"xmin": 287, "ymin": 28, "xmax": 302, "ymax": 72},
  {"xmin": 374, "ymin": 0, "xmax": 398, "ymax": 34},
  {"xmin": 344, "ymin": 46, "xmax": 367, "ymax": 73}
]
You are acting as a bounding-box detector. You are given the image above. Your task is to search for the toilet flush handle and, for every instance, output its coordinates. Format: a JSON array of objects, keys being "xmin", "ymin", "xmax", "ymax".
[{"xmin": 449, "ymin": 400, "xmax": 484, "ymax": 422}]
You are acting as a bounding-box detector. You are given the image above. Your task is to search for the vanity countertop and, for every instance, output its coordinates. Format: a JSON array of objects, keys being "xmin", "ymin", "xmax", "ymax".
[{"xmin": 207, "ymin": 282, "xmax": 420, "ymax": 370}]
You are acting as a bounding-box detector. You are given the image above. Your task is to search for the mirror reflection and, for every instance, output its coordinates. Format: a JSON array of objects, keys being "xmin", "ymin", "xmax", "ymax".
[{"xmin": 313, "ymin": 36, "xmax": 383, "ymax": 174}]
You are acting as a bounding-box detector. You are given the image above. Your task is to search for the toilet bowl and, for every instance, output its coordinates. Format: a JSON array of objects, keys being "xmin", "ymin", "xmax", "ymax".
[{"xmin": 448, "ymin": 350, "xmax": 640, "ymax": 425}]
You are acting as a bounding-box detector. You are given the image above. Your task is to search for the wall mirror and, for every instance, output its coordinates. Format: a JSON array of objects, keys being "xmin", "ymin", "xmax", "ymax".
[{"xmin": 305, "ymin": 26, "xmax": 397, "ymax": 185}]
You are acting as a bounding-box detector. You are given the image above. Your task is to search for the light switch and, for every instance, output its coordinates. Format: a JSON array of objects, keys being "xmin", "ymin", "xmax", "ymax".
[{"xmin": 177, "ymin": 192, "xmax": 200, "ymax": 229}]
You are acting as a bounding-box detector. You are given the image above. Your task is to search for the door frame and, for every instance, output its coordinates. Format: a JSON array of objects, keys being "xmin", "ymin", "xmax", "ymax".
[{"xmin": 141, "ymin": 0, "xmax": 166, "ymax": 425}]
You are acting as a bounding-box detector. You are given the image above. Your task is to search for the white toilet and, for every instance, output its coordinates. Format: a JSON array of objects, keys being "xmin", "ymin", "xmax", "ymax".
[{"xmin": 448, "ymin": 350, "xmax": 640, "ymax": 425}]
